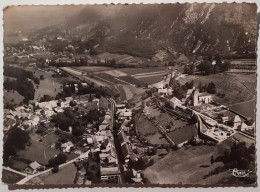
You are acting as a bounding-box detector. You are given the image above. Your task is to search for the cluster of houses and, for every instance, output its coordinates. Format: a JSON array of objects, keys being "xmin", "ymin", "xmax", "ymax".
[{"xmin": 115, "ymin": 103, "xmax": 159, "ymax": 184}]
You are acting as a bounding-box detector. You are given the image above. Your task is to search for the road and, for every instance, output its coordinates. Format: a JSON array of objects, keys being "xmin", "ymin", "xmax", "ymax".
[
  {"xmin": 60, "ymin": 67, "xmax": 109, "ymax": 87},
  {"xmin": 108, "ymin": 98, "xmax": 125, "ymax": 184},
  {"xmin": 3, "ymin": 166, "xmax": 28, "ymax": 177}
]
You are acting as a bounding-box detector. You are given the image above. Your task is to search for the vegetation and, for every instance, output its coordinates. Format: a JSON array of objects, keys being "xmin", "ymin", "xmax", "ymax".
[
  {"xmin": 48, "ymin": 153, "xmax": 68, "ymax": 167},
  {"xmin": 51, "ymin": 108, "xmax": 75, "ymax": 132},
  {"xmin": 196, "ymin": 57, "xmax": 230, "ymax": 75},
  {"xmin": 3, "ymin": 127, "xmax": 30, "ymax": 165},
  {"xmin": 215, "ymin": 142, "xmax": 255, "ymax": 171}
]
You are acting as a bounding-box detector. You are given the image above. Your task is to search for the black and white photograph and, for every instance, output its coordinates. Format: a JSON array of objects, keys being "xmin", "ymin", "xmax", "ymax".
[{"xmin": 1, "ymin": 2, "xmax": 258, "ymax": 188}]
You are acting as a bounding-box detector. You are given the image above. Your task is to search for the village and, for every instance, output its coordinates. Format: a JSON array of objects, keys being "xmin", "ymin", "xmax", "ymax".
[{"xmin": 3, "ymin": 58, "xmax": 256, "ymax": 185}]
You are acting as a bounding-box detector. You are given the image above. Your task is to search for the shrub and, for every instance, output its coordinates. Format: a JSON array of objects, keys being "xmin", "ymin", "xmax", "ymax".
[{"xmin": 52, "ymin": 166, "xmax": 59, "ymax": 173}]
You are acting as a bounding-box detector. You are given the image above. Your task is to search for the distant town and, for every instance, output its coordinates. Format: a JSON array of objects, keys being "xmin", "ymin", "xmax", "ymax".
[{"xmin": 2, "ymin": 4, "xmax": 257, "ymax": 187}]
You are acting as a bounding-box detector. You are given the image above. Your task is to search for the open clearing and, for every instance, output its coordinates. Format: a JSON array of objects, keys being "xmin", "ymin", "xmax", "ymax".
[
  {"xmin": 27, "ymin": 164, "xmax": 77, "ymax": 185},
  {"xmin": 34, "ymin": 77, "xmax": 62, "ymax": 101},
  {"xmin": 4, "ymin": 90, "xmax": 24, "ymax": 106}
]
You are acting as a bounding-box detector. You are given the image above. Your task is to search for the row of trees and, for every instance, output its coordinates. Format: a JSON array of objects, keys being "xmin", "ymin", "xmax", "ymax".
[
  {"xmin": 184, "ymin": 57, "xmax": 230, "ymax": 76},
  {"xmin": 196, "ymin": 60, "xmax": 230, "ymax": 75}
]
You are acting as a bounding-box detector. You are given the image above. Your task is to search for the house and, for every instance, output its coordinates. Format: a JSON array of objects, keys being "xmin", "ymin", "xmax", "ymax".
[
  {"xmin": 121, "ymin": 142, "xmax": 132, "ymax": 159},
  {"xmin": 4, "ymin": 118, "xmax": 16, "ymax": 132},
  {"xmin": 81, "ymin": 83, "xmax": 88, "ymax": 88},
  {"xmin": 78, "ymin": 151, "xmax": 90, "ymax": 160},
  {"xmin": 117, "ymin": 108, "xmax": 132, "ymax": 120},
  {"xmin": 25, "ymin": 161, "xmax": 43, "ymax": 174},
  {"xmin": 143, "ymin": 106, "xmax": 150, "ymax": 114},
  {"xmin": 100, "ymin": 167, "xmax": 120, "ymax": 181},
  {"xmin": 186, "ymin": 87, "xmax": 195, "ymax": 99},
  {"xmin": 170, "ymin": 97, "xmax": 182, "ymax": 110},
  {"xmin": 61, "ymin": 141, "xmax": 74, "ymax": 153},
  {"xmin": 36, "ymin": 100, "xmax": 57, "ymax": 110},
  {"xmin": 99, "ymin": 119, "xmax": 109, "ymax": 131},
  {"xmin": 233, "ymin": 115, "xmax": 242, "ymax": 129},
  {"xmin": 221, "ymin": 116, "xmax": 229, "ymax": 124},
  {"xmin": 87, "ymin": 137, "xmax": 94, "ymax": 145},
  {"xmin": 158, "ymin": 88, "xmax": 168, "ymax": 95},
  {"xmin": 156, "ymin": 83, "xmax": 164, "ymax": 89},
  {"xmin": 198, "ymin": 93, "xmax": 212, "ymax": 104},
  {"xmin": 116, "ymin": 104, "xmax": 125, "ymax": 109},
  {"xmin": 186, "ymin": 88, "xmax": 212, "ymax": 106},
  {"xmin": 238, "ymin": 122, "xmax": 255, "ymax": 131}
]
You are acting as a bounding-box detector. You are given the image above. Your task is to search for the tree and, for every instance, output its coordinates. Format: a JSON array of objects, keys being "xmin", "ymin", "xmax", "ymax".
[
  {"xmin": 3, "ymin": 127, "xmax": 30, "ymax": 164},
  {"xmin": 69, "ymin": 100, "xmax": 77, "ymax": 107},
  {"xmin": 206, "ymin": 82, "xmax": 216, "ymax": 94},
  {"xmin": 72, "ymin": 125, "xmax": 84, "ymax": 136},
  {"xmin": 40, "ymin": 94, "xmax": 53, "ymax": 102},
  {"xmin": 211, "ymin": 156, "xmax": 214, "ymax": 164},
  {"xmin": 48, "ymin": 153, "xmax": 68, "ymax": 167},
  {"xmin": 188, "ymin": 115, "xmax": 197, "ymax": 124},
  {"xmin": 40, "ymin": 75, "xmax": 44, "ymax": 80},
  {"xmin": 88, "ymin": 94, "xmax": 93, "ymax": 102},
  {"xmin": 51, "ymin": 109, "xmax": 75, "ymax": 131},
  {"xmin": 52, "ymin": 166, "xmax": 59, "ymax": 173}
]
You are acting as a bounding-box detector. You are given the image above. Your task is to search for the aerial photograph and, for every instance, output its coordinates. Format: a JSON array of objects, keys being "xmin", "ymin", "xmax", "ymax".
[{"xmin": 2, "ymin": 3, "xmax": 258, "ymax": 187}]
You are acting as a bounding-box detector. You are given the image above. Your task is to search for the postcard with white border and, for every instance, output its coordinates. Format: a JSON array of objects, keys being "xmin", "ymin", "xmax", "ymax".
[{"xmin": 1, "ymin": 1, "xmax": 258, "ymax": 188}]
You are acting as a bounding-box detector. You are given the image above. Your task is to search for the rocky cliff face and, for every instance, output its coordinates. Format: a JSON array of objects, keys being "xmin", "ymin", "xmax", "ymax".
[{"xmin": 18, "ymin": 3, "xmax": 259, "ymax": 59}]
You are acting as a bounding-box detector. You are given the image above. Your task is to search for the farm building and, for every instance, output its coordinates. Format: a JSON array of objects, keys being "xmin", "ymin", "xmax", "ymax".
[{"xmin": 170, "ymin": 97, "xmax": 182, "ymax": 109}]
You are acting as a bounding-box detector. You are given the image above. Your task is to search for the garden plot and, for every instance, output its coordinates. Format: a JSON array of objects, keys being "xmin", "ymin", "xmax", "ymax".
[{"xmin": 137, "ymin": 116, "xmax": 169, "ymax": 145}]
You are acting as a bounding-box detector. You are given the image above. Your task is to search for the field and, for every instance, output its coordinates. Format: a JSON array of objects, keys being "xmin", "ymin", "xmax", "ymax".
[
  {"xmin": 17, "ymin": 140, "xmax": 61, "ymax": 165},
  {"xmin": 117, "ymin": 75, "xmax": 146, "ymax": 86},
  {"xmin": 25, "ymin": 68, "xmax": 64, "ymax": 101},
  {"xmin": 228, "ymin": 99, "xmax": 256, "ymax": 119},
  {"xmin": 143, "ymin": 145, "xmax": 223, "ymax": 184},
  {"xmin": 2, "ymin": 170, "xmax": 25, "ymax": 184},
  {"xmin": 41, "ymin": 132, "xmax": 59, "ymax": 147},
  {"xmin": 149, "ymin": 107, "xmax": 187, "ymax": 132},
  {"xmin": 34, "ymin": 77, "xmax": 62, "ymax": 101},
  {"xmin": 72, "ymin": 66, "xmax": 113, "ymax": 73},
  {"xmin": 119, "ymin": 67, "xmax": 166, "ymax": 76},
  {"xmin": 27, "ymin": 164, "xmax": 77, "ymax": 185},
  {"xmin": 136, "ymin": 115, "xmax": 169, "ymax": 145},
  {"xmin": 178, "ymin": 73, "xmax": 255, "ymax": 105},
  {"xmin": 4, "ymin": 90, "xmax": 24, "ymax": 106},
  {"xmin": 137, "ymin": 75, "xmax": 165, "ymax": 85},
  {"xmin": 96, "ymin": 52, "xmax": 144, "ymax": 65},
  {"xmin": 96, "ymin": 73, "xmax": 128, "ymax": 85},
  {"xmin": 232, "ymin": 132, "xmax": 255, "ymax": 147},
  {"xmin": 17, "ymin": 139, "xmax": 78, "ymax": 166}
]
